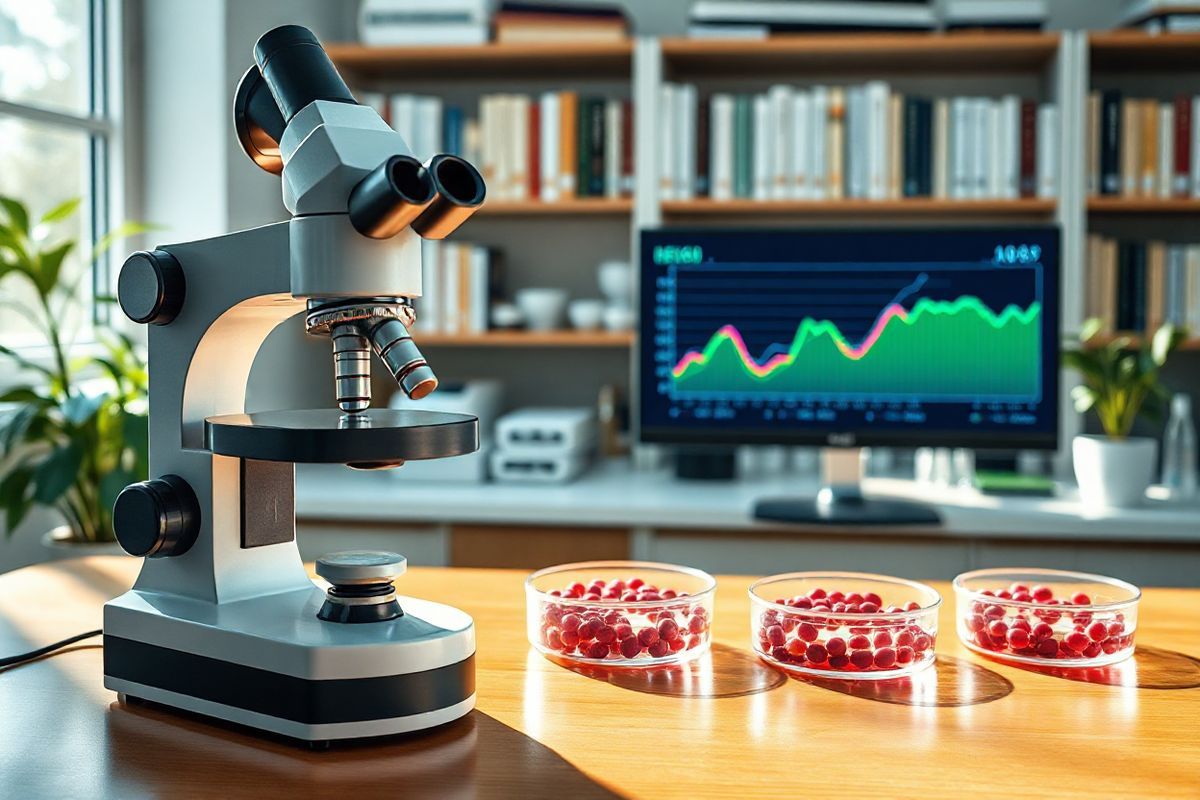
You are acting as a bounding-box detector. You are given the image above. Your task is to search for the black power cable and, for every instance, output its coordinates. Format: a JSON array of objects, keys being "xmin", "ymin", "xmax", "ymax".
[{"xmin": 0, "ymin": 629, "xmax": 102, "ymax": 669}]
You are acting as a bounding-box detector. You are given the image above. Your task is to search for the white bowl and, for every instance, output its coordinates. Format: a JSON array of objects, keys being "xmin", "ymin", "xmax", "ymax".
[
  {"xmin": 490, "ymin": 302, "xmax": 524, "ymax": 329},
  {"xmin": 515, "ymin": 288, "xmax": 568, "ymax": 331},
  {"xmin": 568, "ymin": 299, "xmax": 606, "ymax": 330},
  {"xmin": 598, "ymin": 261, "xmax": 632, "ymax": 307},
  {"xmin": 603, "ymin": 304, "xmax": 635, "ymax": 331}
]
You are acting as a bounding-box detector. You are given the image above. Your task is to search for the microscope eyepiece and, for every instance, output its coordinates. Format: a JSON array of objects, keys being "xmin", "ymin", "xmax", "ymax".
[
  {"xmin": 411, "ymin": 155, "xmax": 487, "ymax": 240},
  {"xmin": 253, "ymin": 25, "xmax": 356, "ymax": 122},
  {"xmin": 348, "ymin": 155, "xmax": 435, "ymax": 239}
]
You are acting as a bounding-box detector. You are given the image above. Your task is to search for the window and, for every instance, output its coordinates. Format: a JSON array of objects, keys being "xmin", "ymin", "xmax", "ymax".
[{"xmin": 0, "ymin": 0, "xmax": 121, "ymax": 348}]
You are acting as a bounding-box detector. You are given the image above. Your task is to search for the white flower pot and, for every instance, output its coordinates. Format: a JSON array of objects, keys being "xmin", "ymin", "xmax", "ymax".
[
  {"xmin": 40, "ymin": 525, "xmax": 126, "ymax": 560},
  {"xmin": 1072, "ymin": 435, "xmax": 1157, "ymax": 509}
]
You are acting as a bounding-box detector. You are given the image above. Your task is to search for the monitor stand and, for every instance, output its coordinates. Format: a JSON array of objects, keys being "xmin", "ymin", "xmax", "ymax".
[{"xmin": 753, "ymin": 448, "xmax": 942, "ymax": 526}]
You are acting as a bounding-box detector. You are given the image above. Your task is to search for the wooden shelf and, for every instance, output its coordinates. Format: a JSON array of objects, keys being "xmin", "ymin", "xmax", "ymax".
[
  {"xmin": 326, "ymin": 41, "xmax": 632, "ymax": 80},
  {"xmin": 661, "ymin": 198, "xmax": 1057, "ymax": 216},
  {"xmin": 477, "ymin": 198, "xmax": 632, "ymax": 216},
  {"xmin": 417, "ymin": 331, "xmax": 634, "ymax": 347},
  {"xmin": 1087, "ymin": 197, "xmax": 1200, "ymax": 214},
  {"xmin": 1084, "ymin": 334, "xmax": 1200, "ymax": 350},
  {"xmin": 1089, "ymin": 31, "xmax": 1200, "ymax": 71},
  {"xmin": 661, "ymin": 31, "xmax": 1059, "ymax": 76}
]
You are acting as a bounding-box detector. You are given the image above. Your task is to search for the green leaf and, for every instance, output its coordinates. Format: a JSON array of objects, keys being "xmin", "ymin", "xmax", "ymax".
[
  {"xmin": 1, "ymin": 405, "xmax": 41, "ymax": 453},
  {"xmin": 34, "ymin": 240, "xmax": 74, "ymax": 296},
  {"xmin": 32, "ymin": 442, "xmax": 82, "ymax": 505},
  {"xmin": 62, "ymin": 392, "xmax": 107, "ymax": 425},
  {"xmin": 99, "ymin": 468, "xmax": 136, "ymax": 515},
  {"xmin": 1070, "ymin": 384, "xmax": 1097, "ymax": 413},
  {"xmin": 121, "ymin": 411, "xmax": 149, "ymax": 479},
  {"xmin": 91, "ymin": 221, "xmax": 159, "ymax": 263},
  {"xmin": 0, "ymin": 466, "xmax": 34, "ymax": 536},
  {"xmin": 38, "ymin": 197, "xmax": 81, "ymax": 225},
  {"xmin": 1150, "ymin": 323, "xmax": 1185, "ymax": 367},
  {"xmin": 0, "ymin": 345, "xmax": 53, "ymax": 379},
  {"xmin": 0, "ymin": 197, "xmax": 30, "ymax": 235},
  {"xmin": 0, "ymin": 386, "xmax": 44, "ymax": 404},
  {"xmin": 1079, "ymin": 318, "xmax": 1104, "ymax": 343}
]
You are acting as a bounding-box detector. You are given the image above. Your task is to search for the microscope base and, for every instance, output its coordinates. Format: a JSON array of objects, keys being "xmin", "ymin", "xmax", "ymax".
[{"xmin": 102, "ymin": 585, "xmax": 476, "ymax": 742}]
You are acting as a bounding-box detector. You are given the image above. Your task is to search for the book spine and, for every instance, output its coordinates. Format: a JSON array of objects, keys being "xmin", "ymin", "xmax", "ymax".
[
  {"xmin": 1192, "ymin": 95, "xmax": 1200, "ymax": 197},
  {"xmin": 1001, "ymin": 95, "xmax": 1020, "ymax": 199},
  {"xmin": 677, "ymin": 85, "xmax": 696, "ymax": 200},
  {"xmin": 1146, "ymin": 241, "xmax": 1165, "ymax": 332},
  {"xmin": 1037, "ymin": 104, "xmax": 1058, "ymax": 198},
  {"xmin": 1100, "ymin": 90, "xmax": 1122, "ymax": 195},
  {"xmin": 865, "ymin": 82, "xmax": 888, "ymax": 200},
  {"xmin": 621, "ymin": 99, "xmax": 635, "ymax": 196},
  {"xmin": 590, "ymin": 97, "xmax": 606, "ymax": 196},
  {"xmin": 711, "ymin": 94, "xmax": 734, "ymax": 201},
  {"xmin": 539, "ymin": 92, "xmax": 560, "ymax": 202},
  {"xmin": 1132, "ymin": 243, "xmax": 1147, "ymax": 332},
  {"xmin": 418, "ymin": 240, "xmax": 441, "ymax": 333},
  {"xmin": 1174, "ymin": 94, "xmax": 1192, "ymax": 197},
  {"xmin": 791, "ymin": 90, "xmax": 811, "ymax": 199},
  {"xmin": 903, "ymin": 97, "xmax": 921, "ymax": 197},
  {"xmin": 1019, "ymin": 99, "xmax": 1037, "ymax": 198},
  {"xmin": 441, "ymin": 243, "xmax": 461, "ymax": 334},
  {"xmin": 987, "ymin": 99, "xmax": 1003, "ymax": 198},
  {"xmin": 444, "ymin": 104, "xmax": 462, "ymax": 155},
  {"xmin": 810, "ymin": 86, "xmax": 828, "ymax": 200},
  {"xmin": 932, "ymin": 97, "xmax": 948, "ymax": 199},
  {"xmin": 658, "ymin": 85, "xmax": 675, "ymax": 200},
  {"xmin": 827, "ymin": 88, "xmax": 845, "ymax": 200},
  {"xmin": 1086, "ymin": 91, "xmax": 1100, "ymax": 195},
  {"xmin": 696, "ymin": 94, "xmax": 711, "ymax": 197},
  {"xmin": 973, "ymin": 98, "xmax": 989, "ymax": 199},
  {"xmin": 846, "ymin": 87, "xmax": 864, "ymax": 199},
  {"xmin": 511, "ymin": 95, "xmax": 528, "ymax": 199},
  {"xmin": 733, "ymin": 94, "xmax": 753, "ymax": 199},
  {"xmin": 605, "ymin": 98, "xmax": 621, "ymax": 199},
  {"xmin": 1159, "ymin": 103, "xmax": 1174, "ymax": 198},
  {"xmin": 1141, "ymin": 99, "xmax": 1159, "ymax": 196},
  {"xmin": 950, "ymin": 97, "xmax": 969, "ymax": 199},
  {"xmin": 528, "ymin": 99, "xmax": 540, "ymax": 201},
  {"xmin": 752, "ymin": 93, "xmax": 771, "ymax": 200},
  {"xmin": 769, "ymin": 85, "xmax": 793, "ymax": 200},
  {"xmin": 578, "ymin": 96, "xmax": 593, "ymax": 198},
  {"xmin": 888, "ymin": 92, "xmax": 903, "ymax": 200},
  {"xmin": 1116, "ymin": 242, "xmax": 1131, "ymax": 331},
  {"xmin": 1121, "ymin": 98, "xmax": 1140, "ymax": 195},
  {"xmin": 469, "ymin": 246, "xmax": 489, "ymax": 333},
  {"xmin": 559, "ymin": 91, "xmax": 577, "ymax": 198}
]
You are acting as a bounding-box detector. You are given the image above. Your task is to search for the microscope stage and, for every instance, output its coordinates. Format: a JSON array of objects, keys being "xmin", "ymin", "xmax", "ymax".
[{"xmin": 205, "ymin": 408, "xmax": 478, "ymax": 465}]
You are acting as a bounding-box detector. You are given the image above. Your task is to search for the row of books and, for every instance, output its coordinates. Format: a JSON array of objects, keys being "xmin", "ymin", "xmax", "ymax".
[
  {"xmin": 1087, "ymin": 91, "xmax": 1200, "ymax": 198},
  {"xmin": 1085, "ymin": 235, "xmax": 1200, "ymax": 334},
  {"xmin": 658, "ymin": 83, "xmax": 1059, "ymax": 202},
  {"xmin": 687, "ymin": 1, "xmax": 1048, "ymax": 37},
  {"xmin": 412, "ymin": 241, "xmax": 501, "ymax": 335},
  {"xmin": 363, "ymin": 91, "xmax": 635, "ymax": 202}
]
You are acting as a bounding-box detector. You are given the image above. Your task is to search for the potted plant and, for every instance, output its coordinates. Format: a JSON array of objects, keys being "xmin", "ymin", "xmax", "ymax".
[
  {"xmin": 0, "ymin": 195, "xmax": 151, "ymax": 553},
  {"xmin": 1063, "ymin": 318, "xmax": 1187, "ymax": 508}
]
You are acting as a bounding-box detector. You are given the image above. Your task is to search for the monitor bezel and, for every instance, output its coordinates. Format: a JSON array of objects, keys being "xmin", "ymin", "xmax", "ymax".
[{"xmin": 635, "ymin": 225, "xmax": 1061, "ymax": 452}]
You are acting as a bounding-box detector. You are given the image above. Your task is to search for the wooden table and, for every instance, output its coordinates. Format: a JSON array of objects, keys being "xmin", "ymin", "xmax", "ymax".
[{"xmin": 1, "ymin": 557, "xmax": 1198, "ymax": 799}]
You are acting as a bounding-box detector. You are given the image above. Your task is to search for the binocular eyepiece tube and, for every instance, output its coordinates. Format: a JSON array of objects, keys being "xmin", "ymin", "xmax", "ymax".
[{"xmin": 349, "ymin": 154, "xmax": 485, "ymax": 241}]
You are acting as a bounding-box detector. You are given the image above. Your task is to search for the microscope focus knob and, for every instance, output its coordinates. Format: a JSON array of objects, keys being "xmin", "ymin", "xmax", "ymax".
[
  {"xmin": 113, "ymin": 476, "xmax": 201, "ymax": 558},
  {"xmin": 118, "ymin": 249, "xmax": 185, "ymax": 326}
]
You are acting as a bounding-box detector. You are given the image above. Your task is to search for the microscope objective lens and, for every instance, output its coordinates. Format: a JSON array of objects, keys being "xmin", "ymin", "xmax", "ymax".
[{"xmin": 331, "ymin": 323, "xmax": 371, "ymax": 413}]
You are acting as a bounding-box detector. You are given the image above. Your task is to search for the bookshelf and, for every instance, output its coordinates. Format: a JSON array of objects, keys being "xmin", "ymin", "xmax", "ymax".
[
  {"xmin": 1089, "ymin": 32, "xmax": 1200, "ymax": 72},
  {"xmin": 478, "ymin": 198, "xmax": 632, "ymax": 216},
  {"xmin": 418, "ymin": 331, "xmax": 633, "ymax": 347},
  {"xmin": 327, "ymin": 41, "xmax": 632, "ymax": 80},
  {"xmin": 1087, "ymin": 198, "xmax": 1200, "ymax": 214},
  {"xmin": 661, "ymin": 198, "xmax": 1057, "ymax": 217}
]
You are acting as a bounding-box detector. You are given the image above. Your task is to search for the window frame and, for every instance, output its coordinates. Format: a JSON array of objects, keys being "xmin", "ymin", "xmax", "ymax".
[{"xmin": 0, "ymin": 0, "xmax": 126, "ymax": 348}]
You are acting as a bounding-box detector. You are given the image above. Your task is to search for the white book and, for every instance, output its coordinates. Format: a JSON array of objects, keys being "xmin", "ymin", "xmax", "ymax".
[
  {"xmin": 949, "ymin": 97, "xmax": 968, "ymax": 199},
  {"xmin": 1166, "ymin": 245, "xmax": 1186, "ymax": 325},
  {"xmin": 810, "ymin": 85, "xmax": 829, "ymax": 200},
  {"xmin": 846, "ymin": 86, "xmax": 866, "ymax": 199},
  {"xmin": 933, "ymin": 97, "xmax": 949, "ymax": 199},
  {"xmin": 972, "ymin": 98, "xmax": 989, "ymax": 199},
  {"xmin": 710, "ymin": 94, "xmax": 735, "ymax": 200},
  {"xmin": 865, "ymin": 82, "xmax": 889, "ymax": 200},
  {"xmin": 768, "ymin": 85, "xmax": 793, "ymax": 200},
  {"xmin": 752, "ymin": 94, "xmax": 771, "ymax": 200},
  {"xmin": 539, "ymin": 92, "xmax": 560, "ymax": 202},
  {"xmin": 791, "ymin": 90, "xmax": 811, "ymax": 199},
  {"xmin": 1000, "ymin": 95, "xmax": 1021, "ymax": 199},
  {"xmin": 1188, "ymin": 246, "xmax": 1200, "ymax": 330},
  {"xmin": 605, "ymin": 98, "xmax": 622, "ymax": 199},
  {"xmin": 659, "ymin": 84, "xmax": 677, "ymax": 201},
  {"xmin": 441, "ymin": 243, "xmax": 462, "ymax": 334},
  {"xmin": 1037, "ymin": 104, "xmax": 1059, "ymax": 198},
  {"xmin": 462, "ymin": 117, "xmax": 481, "ymax": 174},
  {"xmin": 1159, "ymin": 103, "xmax": 1174, "ymax": 199},
  {"xmin": 1193, "ymin": 96, "xmax": 1200, "ymax": 198},
  {"xmin": 987, "ymin": 100, "xmax": 1004, "ymax": 198},
  {"xmin": 390, "ymin": 94, "xmax": 418, "ymax": 153},
  {"xmin": 418, "ymin": 240, "xmax": 442, "ymax": 333},
  {"xmin": 416, "ymin": 95, "xmax": 443, "ymax": 163},
  {"xmin": 677, "ymin": 84, "xmax": 697, "ymax": 200},
  {"xmin": 469, "ymin": 246, "xmax": 489, "ymax": 334},
  {"xmin": 510, "ymin": 94, "xmax": 529, "ymax": 200}
]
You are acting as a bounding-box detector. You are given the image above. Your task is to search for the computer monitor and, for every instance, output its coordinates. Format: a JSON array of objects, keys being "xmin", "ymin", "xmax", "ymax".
[{"xmin": 638, "ymin": 226, "xmax": 1060, "ymax": 524}]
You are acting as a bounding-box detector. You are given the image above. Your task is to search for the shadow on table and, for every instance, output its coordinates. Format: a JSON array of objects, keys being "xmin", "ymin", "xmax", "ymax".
[
  {"xmin": 542, "ymin": 642, "xmax": 787, "ymax": 698},
  {"xmin": 980, "ymin": 645, "xmax": 1200, "ymax": 690},
  {"xmin": 105, "ymin": 699, "xmax": 623, "ymax": 800},
  {"xmin": 789, "ymin": 655, "xmax": 1014, "ymax": 707}
]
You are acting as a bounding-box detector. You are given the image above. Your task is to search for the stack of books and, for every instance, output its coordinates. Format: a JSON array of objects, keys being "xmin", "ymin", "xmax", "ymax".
[
  {"xmin": 413, "ymin": 242, "xmax": 501, "ymax": 335},
  {"xmin": 357, "ymin": 91, "xmax": 634, "ymax": 202},
  {"xmin": 942, "ymin": 0, "xmax": 1047, "ymax": 30},
  {"xmin": 478, "ymin": 92, "xmax": 634, "ymax": 202},
  {"xmin": 493, "ymin": 2, "xmax": 628, "ymax": 43},
  {"xmin": 1120, "ymin": 0, "xmax": 1200, "ymax": 32},
  {"xmin": 688, "ymin": 1, "xmax": 936, "ymax": 38},
  {"xmin": 1088, "ymin": 91, "xmax": 1200, "ymax": 199},
  {"xmin": 1086, "ymin": 235, "xmax": 1200, "ymax": 334},
  {"xmin": 658, "ymin": 83, "xmax": 1058, "ymax": 202},
  {"xmin": 358, "ymin": 0, "xmax": 488, "ymax": 46}
]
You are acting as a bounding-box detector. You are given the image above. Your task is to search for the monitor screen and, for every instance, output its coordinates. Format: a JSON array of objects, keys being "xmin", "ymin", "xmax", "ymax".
[{"xmin": 639, "ymin": 226, "xmax": 1059, "ymax": 449}]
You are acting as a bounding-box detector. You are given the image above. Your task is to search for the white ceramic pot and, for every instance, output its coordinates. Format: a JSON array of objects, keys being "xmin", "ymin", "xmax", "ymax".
[
  {"xmin": 1072, "ymin": 434, "xmax": 1157, "ymax": 509},
  {"xmin": 514, "ymin": 288, "xmax": 567, "ymax": 331},
  {"xmin": 40, "ymin": 525, "xmax": 126, "ymax": 560},
  {"xmin": 567, "ymin": 299, "xmax": 605, "ymax": 330}
]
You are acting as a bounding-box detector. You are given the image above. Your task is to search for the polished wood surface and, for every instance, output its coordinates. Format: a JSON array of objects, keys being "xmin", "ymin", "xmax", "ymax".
[
  {"xmin": 418, "ymin": 330, "xmax": 634, "ymax": 348},
  {"xmin": 661, "ymin": 198, "xmax": 1056, "ymax": 217},
  {"xmin": 1089, "ymin": 31, "xmax": 1200, "ymax": 71},
  {"xmin": 1087, "ymin": 197, "xmax": 1200, "ymax": 214},
  {"xmin": 2, "ymin": 558, "xmax": 1198, "ymax": 799},
  {"xmin": 327, "ymin": 41, "xmax": 632, "ymax": 80}
]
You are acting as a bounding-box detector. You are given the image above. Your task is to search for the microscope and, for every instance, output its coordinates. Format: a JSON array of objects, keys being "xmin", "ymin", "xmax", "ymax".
[{"xmin": 103, "ymin": 26, "xmax": 485, "ymax": 744}]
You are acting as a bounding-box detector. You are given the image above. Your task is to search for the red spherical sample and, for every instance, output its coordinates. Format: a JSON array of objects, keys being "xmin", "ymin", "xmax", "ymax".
[
  {"xmin": 895, "ymin": 630, "xmax": 914, "ymax": 648},
  {"xmin": 770, "ymin": 645, "xmax": 790, "ymax": 662},
  {"xmin": 1031, "ymin": 585, "xmax": 1054, "ymax": 602},
  {"xmin": 1035, "ymin": 637, "xmax": 1059, "ymax": 658},
  {"xmin": 806, "ymin": 643, "xmax": 828, "ymax": 664},
  {"xmin": 577, "ymin": 619, "xmax": 601, "ymax": 641},
  {"xmin": 786, "ymin": 638, "xmax": 807, "ymax": 657},
  {"xmin": 896, "ymin": 646, "xmax": 915, "ymax": 664},
  {"xmin": 797, "ymin": 623, "xmax": 820, "ymax": 642},
  {"xmin": 1064, "ymin": 631, "xmax": 1089, "ymax": 653},
  {"xmin": 1006, "ymin": 628, "xmax": 1030, "ymax": 650},
  {"xmin": 912, "ymin": 634, "xmax": 932, "ymax": 653},
  {"xmin": 848, "ymin": 634, "xmax": 871, "ymax": 651},
  {"xmin": 873, "ymin": 631, "xmax": 893, "ymax": 648},
  {"xmin": 825, "ymin": 637, "xmax": 848, "ymax": 658},
  {"xmin": 873, "ymin": 647, "xmax": 897, "ymax": 669},
  {"xmin": 619, "ymin": 637, "xmax": 642, "ymax": 659},
  {"xmin": 595, "ymin": 625, "xmax": 617, "ymax": 644},
  {"xmin": 1070, "ymin": 592, "xmax": 1091, "ymax": 606},
  {"xmin": 1031, "ymin": 622, "xmax": 1054, "ymax": 642},
  {"xmin": 828, "ymin": 654, "xmax": 850, "ymax": 669},
  {"xmin": 614, "ymin": 622, "xmax": 634, "ymax": 640},
  {"xmin": 545, "ymin": 629, "xmax": 563, "ymax": 650},
  {"xmin": 584, "ymin": 641, "xmax": 609, "ymax": 659},
  {"xmin": 688, "ymin": 615, "xmax": 707, "ymax": 634},
  {"xmin": 560, "ymin": 628, "xmax": 581, "ymax": 648},
  {"xmin": 809, "ymin": 587, "xmax": 827, "ymax": 600},
  {"xmin": 648, "ymin": 639, "xmax": 670, "ymax": 658},
  {"xmin": 638, "ymin": 627, "xmax": 660, "ymax": 647},
  {"xmin": 658, "ymin": 618, "xmax": 681, "ymax": 642},
  {"xmin": 987, "ymin": 620, "xmax": 1008, "ymax": 639},
  {"xmin": 863, "ymin": 592, "xmax": 883, "ymax": 607},
  {"xmin": 849, "ymin": 649, "xmax": 874, "ymax": 669},
  {"xmin": 561, "ymin": 613, "xmax": 582, "ymax": 633},
  {"xmin": 766, "ymin": 624, "xmax": 786, "ymax": 646},
  {"xmin": 1087, "ymin": 621, "xmax": 1109, "ymax": 642}
]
